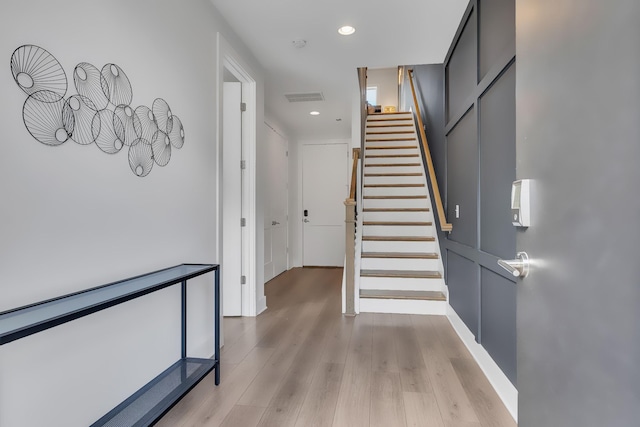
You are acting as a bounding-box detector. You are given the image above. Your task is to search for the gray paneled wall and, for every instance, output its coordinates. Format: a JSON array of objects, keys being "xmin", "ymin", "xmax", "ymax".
[
  {"xmin": 447, "ymin": 108, "xmax": 478, "ymax": 248},
  {"xmin": 446, "ymin": 11, "xmax": 477, "ymax": 121},
  {"xmin": 409, "ymin": 0, "xmax": 517, "ymax": 385},
  {"xmin": 480, "ymin": 62, "xmax": 516, "ymax": 259}
]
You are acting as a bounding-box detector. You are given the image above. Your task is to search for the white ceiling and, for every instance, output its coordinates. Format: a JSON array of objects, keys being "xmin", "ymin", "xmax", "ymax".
[{"xmin": 211, "ymin": 0, "xmax": 469, "ymax": 140}]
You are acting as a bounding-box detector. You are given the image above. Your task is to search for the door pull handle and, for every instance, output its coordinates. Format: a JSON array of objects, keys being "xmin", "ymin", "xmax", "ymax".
[{"xmin": 498, "ymin": 252, "xmax": 530, "ymax": 278}]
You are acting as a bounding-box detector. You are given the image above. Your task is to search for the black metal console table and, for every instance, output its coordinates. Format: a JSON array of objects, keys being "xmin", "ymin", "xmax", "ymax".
[{"xmin": 0, "ymin": 263, "xmax": 220, "ymax": 427}]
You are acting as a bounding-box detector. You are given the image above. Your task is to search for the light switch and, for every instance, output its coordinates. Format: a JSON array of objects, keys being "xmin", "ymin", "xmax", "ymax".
[{"xmin": 455, "ymin": 205, "xmax": 460, "ymax": 218}]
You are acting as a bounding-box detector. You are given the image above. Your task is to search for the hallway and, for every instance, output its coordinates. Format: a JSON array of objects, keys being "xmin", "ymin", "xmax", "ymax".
[{"xmin": 159, "ymin": 268, "xmax": 516, "ymax": 427}]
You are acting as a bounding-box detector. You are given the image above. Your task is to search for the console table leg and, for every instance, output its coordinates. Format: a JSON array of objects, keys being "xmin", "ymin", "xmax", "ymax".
[
  {"xmin": 181, "ymin": 280, "xmax": 187, "ymax": 359},
  {"xmin": 214, "ymin": 267, "xmax": 220, "ymax": 385}
]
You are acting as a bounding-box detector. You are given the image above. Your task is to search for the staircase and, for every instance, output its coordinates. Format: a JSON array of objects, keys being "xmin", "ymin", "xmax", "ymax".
[{"xmin": 358, "ymin": 111, "xmax": 447, "ymax": 315}]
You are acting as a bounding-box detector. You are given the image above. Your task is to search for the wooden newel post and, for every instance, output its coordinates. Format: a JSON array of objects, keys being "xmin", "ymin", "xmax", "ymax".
[{"xmin": 344, "ymin": 199, "xmax": 357, "ymax": 316}]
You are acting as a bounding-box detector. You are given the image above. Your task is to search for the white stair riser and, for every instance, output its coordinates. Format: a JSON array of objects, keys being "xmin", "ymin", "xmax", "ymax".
[
  {"xmin": 365, "ymin": 148, "xmax": 419, "ymax": 157},
  {"xmin": 367, "ymin": 134, "xmax": 417, "ymax": 141},
  {"xmin": 367, "ymin": 115, "xmax": 412, "ymax": 122},
  {"xmin": 362, "ymin": 225, "xmax": 433, "ymax": 237},
  {"xmin": 361, "ymin": 257, "xmax": 441, "ymax": 271},
  {"xmin": 364, "ymin": 187, "xmax": 427, "ymax": 197},
  {"xmin": 362, "ymin": 211, "xmax": 433, "ymax": 222},
  {"xmin": 363, "ymin": 198, "xmax": 430, "ymax": 209},
  {"xmin": 367, "ymin": 119, "xmax": 413, "ymax": 125},
  {"xmin": 365, "ymin": 140, "xmax": 418, "ymax": 148},
  {"xmin": 359, "ymin": 276, "xmax": 446, "ymax": 292},
  {"xmin": 362, "ymin": 240, "xmax": 438, "ymax": 252},
  {"xmin": 364, "ymin": 166, "xmax": 423, "ymax": 175},
  {"xmin": 364, "ymin": 175, "xmax": 425, "ymax": 186},
  {"xmin": 366, "ymin": 127, "xmax": 415, "ymax": 134},
  {"xmin": 365, "ymin": 156, "xmax": 421, "ymax": 165},
  {"xmin": 359, "ymin": 298, "xmax": 447, "ymax": 315},
  {"xmin": 367, "ymin": 119, "xmax": 413, "ymax": 130}
]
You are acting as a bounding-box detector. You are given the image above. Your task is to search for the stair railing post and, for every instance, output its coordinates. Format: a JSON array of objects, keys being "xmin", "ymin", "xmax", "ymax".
[{"xmin": 344, "ymin": 199, "xmax": 357, "ymax": 316}]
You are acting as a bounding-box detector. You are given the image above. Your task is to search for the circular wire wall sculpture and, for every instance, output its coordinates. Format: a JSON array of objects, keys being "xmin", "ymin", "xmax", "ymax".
[
  {"xmin": 134, "ymin": 105, "xmax": 159, "ymax": 142},
  {"xmin": 113, "ymin": 104, "xmax": 142, "ymax": 146},
  {"xmin": 167, "ymin": 115, "xmax": 185, "ymax": 149},
  {"xmin": 63, "ymin": 95, "xmax": 99, "ymax": 145},
  {"xmin": 93, "ymin": 109, "xmax": 125, "ymax": 154},
  {"xmin": 74, "ymin": 62, "xmax": 110, "ymax": 110},
  {"xmin": 151, "ymin": 130, "xmax": 172, "ymax": 166},
  {"xmin": 10, "ymin": 44, "xmax": 186, "ymax": 177},
  {"xmin": 128, "ymin": 138, "xmax": 154, "ymax": 177},
  {"xmin": 101, "ymin": 63, "xmax": 133, "ymax": 107},
  {"xmin": 23, "ymin": 90, "xmax": 71, "ymax": 146},
  {"xmin": 11, "ymin": 45, "xmax": 67, "ymax": 98},
  {"xmin": 152, "ymin": 98, "xmax": 172, "ymax": 134}
]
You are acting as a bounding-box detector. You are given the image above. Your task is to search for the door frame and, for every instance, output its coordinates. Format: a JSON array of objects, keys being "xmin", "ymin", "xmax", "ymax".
[
  {"xmin": 264, "ymin": 121, "xmax": 290, "ymax": 280},
  {"xmin": 217, "ymin": 33, "xmax": 257, "ymax": 317},
  {"xmin": 221, "ymin": 81, "xmax": 242, "ymax": 316}
]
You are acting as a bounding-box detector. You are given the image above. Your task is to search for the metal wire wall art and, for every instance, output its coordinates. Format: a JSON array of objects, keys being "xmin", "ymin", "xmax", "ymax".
[{"xmin": 10, "ymin": 44, "xmax": 186, "ymax": 177}]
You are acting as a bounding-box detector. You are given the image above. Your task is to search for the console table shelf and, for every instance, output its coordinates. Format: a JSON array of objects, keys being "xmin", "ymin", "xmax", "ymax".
[{"xmin": 0, "ymin": 263, "xmax": 220, "ymax": 427}]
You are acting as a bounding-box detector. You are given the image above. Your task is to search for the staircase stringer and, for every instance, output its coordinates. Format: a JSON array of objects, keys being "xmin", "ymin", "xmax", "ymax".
[{"xmin": 408, "ymin": 113, "xmax": 447, "ymax": 298}]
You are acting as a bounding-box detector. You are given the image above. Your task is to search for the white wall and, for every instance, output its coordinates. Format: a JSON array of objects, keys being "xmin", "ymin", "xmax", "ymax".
[
  {"xmin": 0, "ymin": 1, "xmax": 265, "ymax": 426},
  {"xmin": 367, "ymin": 67, "xmax": 399, "ymax": 109}
]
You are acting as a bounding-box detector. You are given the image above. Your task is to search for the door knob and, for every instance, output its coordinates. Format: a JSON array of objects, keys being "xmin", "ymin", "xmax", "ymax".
[
  {"xmin": 272, "ymin": 221, "xmax": 280, "ymax": 226},
  {"xmin": 303, "ymin": 218, "xmax": 310, "ymax": 223},
  {"xmin": 497, "ymin": 252, "xmax": 530, "ymax": 278}
]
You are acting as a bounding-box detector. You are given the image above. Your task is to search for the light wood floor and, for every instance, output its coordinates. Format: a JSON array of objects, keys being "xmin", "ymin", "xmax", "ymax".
[{"xmin": 158, "ymin": 267, "xmax": 516, "ymax": 427}]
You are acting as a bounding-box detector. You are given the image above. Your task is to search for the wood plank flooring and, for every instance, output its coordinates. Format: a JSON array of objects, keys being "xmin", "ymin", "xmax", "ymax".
[{"xmin": 158, "ymin": 267, "xmax": 516, "ymax": 427}]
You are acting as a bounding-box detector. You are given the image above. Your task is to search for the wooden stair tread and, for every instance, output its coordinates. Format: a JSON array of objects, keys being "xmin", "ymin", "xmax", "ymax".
[
  {"xmin": 363, "ymin": 235, "xmax": 435, "ymax": 242},
  {"xmin": 364, "ymin": 195, "xmax": 427, "ymax": 199},
  {"xmin": 364, "ymin": 145, "xmax": 417, "ymax": 150},
  {"xmin": 368, "ymin": 112, "xmax": 412, "ymax": 115},
  {"xmin": 367, "ymin": 118, "xmax": 413, "ymax": 122},
  {"xmin": 364, "ymin": 173, "xmax": 422, "ymax": 177},
  {"xmin": 360, "ymin": 270, "xmax": 442, "ymax": 279},
  {"xmin": 366, "ymin": 124, "xmax": 413, "ymax": 128},
  {"xmin": 363, "ymin": 207, "xmax": 430, "ymax": 212},
  {"xmin": 364, "ymin": 163, "xmax": 421, "ymax": 167},
  {"xmin": 364, "ymin": 183, "xmax": 425, "ymax": 188},
  {"xmin": 363, "ymin": 221, "xmax": 432, "ymax": 226},
  {"xmin": 366, "ymin": 131, "xmax": 414, "ymax": 135},
  {"xmin": 366, "ymin": 154, "xmax": 419, "ymax": 158},
  {"xmin": 362, "ymin": 252, "xmax": 439, "ymax": 259},
  {"xmin": 366, "ymin": 138, "xmax": 417, "ymax": 142},
  {"xmin": 360, "ymin": 289, "xmax": 446, "ymax": 301}
]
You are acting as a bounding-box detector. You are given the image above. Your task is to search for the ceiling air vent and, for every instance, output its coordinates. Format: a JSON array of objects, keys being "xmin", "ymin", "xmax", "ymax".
[{"xmin": 284, "ymin": 92, "xmax": 324, "ymax": 103}]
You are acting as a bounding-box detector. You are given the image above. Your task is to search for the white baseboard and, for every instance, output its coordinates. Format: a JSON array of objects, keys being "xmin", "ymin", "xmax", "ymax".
[
  {"xmin": 446, "ymin": 305, "xmax": 518, "ymax": 422},
  {"xmin": 256, "ymin": 296, "xmax": 267, "ymax": 316},
  {"xmin": 360, "ymin": 298, "xmax": 447, "ymax": 315}
]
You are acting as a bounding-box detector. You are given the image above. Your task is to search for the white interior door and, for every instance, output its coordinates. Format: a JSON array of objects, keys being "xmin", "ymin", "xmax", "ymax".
[
  {"xmin": 222, "ymin": 82, "xmax": 242, "ymax": 316},
  {"xmin": 302, "ymin": 143, "xmax": 348, "ymax": 266},
  {"xmin": 264, "ymin": 125, "xmax": 288, "ymax": 281}
]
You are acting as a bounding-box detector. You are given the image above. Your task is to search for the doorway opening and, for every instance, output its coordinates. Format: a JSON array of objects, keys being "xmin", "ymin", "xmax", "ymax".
[{"xmin": 218, "ymin": 33, "xmax": 258, "ymax": 324}]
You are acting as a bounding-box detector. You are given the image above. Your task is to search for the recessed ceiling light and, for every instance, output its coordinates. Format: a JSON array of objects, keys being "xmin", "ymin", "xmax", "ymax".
[
  {"xmin": 338, "ymin": 25, "xmax": 356, "ymax": 36},
  {"xmin": 310, "ymin": 111, "xmax": 320, "ymax": 116}
]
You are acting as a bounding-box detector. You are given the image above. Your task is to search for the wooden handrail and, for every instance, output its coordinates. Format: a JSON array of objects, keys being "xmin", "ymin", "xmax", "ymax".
[
  {"xmin": 358, "ymin": 67, "xmax": 368, "ymax": 154},
  {"xmin": 407, "ymin": 69, "xmax": 453, "ymax": 232},
  {"xmin": 348, "ymin": 148, "xmax": 361, "ymax": 201}
]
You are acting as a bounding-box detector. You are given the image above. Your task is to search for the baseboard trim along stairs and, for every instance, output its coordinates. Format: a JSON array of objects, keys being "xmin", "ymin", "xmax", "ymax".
[{"xmin": 359, "ymin": 111, "xmax": 448, "ymax": 315}]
